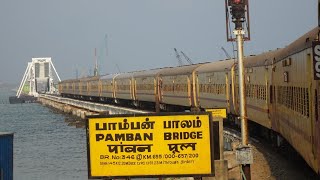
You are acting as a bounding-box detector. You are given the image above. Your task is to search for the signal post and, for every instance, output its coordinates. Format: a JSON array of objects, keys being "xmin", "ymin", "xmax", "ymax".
[{"xmin": 225, "ymin": 0, "xmax": 252, "ymax": 179}]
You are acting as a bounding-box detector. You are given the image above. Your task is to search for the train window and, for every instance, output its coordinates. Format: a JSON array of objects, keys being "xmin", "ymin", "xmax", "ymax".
[
  {"xmin": 199, "ymin": 83, "xmax": 225, "ymax": 95},
  {"xmin": 245, "ymin": 84, "xmax": 249, "ymax": 97},
  {"xmin": 262, "ymin": 85, "xmax": 265, "ymax": 100},
  {"xmin": 297, "ymin": 87, "xmax": 300, "ymax": 112},
  {"xmin": 251, "ymin": 85, "xmax": 254, "ymax": 98},
  {"xmin": 254, "ymin": 85, "xmax": 258, "ymax": 98},
  {"xmin": 298, "ymin": 87, "xmax": 302, "ymax": 113},
  {"xmin": 270, "ymin": 85, "xmax": 273, "ymax": 103},
  {"xmin": 299, "ymin": 88, "xmax": 303, "ymax": 115},
  {"xmin": 277, "ymin": 86, "xmax": 310, "ymax": 117},
  {"xmin": 294, "ymin": 87, "xmax": 297, "ymax": 111},
  {"xmin": 259, "ymin": 85, "xmax": 262, "ymax": 99},
  {"xmin": 287, "ymin": 58, "xmax": 292, "ymax": 66},
  {"xmin": 290, "ymin": 87, "xmax": 294, "ymax": 109},
  {"xmin": 273, "ymin": 86, "xmax": 276, "ymax": 102},
  {"xmin": 264, "ymin": 86, "xmax": 267, "ymax": 100},
  {"xmin": 221, "ymin": 84, "xmax": 224, "ymax": 94},
  {"xmin": 305, "ymin": 88, "xmax": 309, "ymax": 117},
  {"xmin": 278, "ymin": 86, "xmax": 283, "ymax": 105}
]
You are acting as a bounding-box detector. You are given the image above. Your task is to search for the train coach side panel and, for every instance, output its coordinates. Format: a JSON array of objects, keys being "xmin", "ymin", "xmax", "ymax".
[
  {"xmin": 160, "ymin": 74, "xmax": 191, "ymax": 107},
  {"xmin": 58, "ymin": 82, "xmax": 66, "ymax": 95},
  {"xmin": 273, "ymin": 47, "xmax": 317, "ymax": 172},
  {"xmin": 101, "ymin": 79, "xmax": 114, "ymax": 98},
  {"xmin": 194, "ymin": 60, "xmax": 235, "ymax": 112},
  {"xmin": 74, "ymin": 80, "xmax": 80, "ymax": 96},
  {"xmin": 89, "ymin": 80, "xmax": 100, "ymax": 97},
  {"xmin": 245, "ymin": 66, "xmax": 271, "ymax": 128},
  {"xmin": 114, "ymin": 77, "xmax": 134, "ymax": 101},
  {"xmin": 197, "ymin": 71, "xmax": 229, "ymax": 109},
  {"xmin": 135, "ymin": 76, "xmax": 157, "ymax": 103},
  {"xmin": 59, "ymin": 79, "xmax": 77, "ymax": 96},
  {"xmin": 158, "ymin": 64, "xmax": 202, "ymax": 108},
  {"xmin": 79, "ymin": 80, "xmax": 88, "ymax": 97},
  {"xmin": 66, "ymin": 82, "xmax": 73, "ymax": 95},
  {"xmin": 100, "ymin": 74, "xmax": 118, "ymax": 99}
]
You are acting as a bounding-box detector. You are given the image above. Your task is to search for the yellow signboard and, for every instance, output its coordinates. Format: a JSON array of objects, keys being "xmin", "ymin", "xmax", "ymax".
[
  {"xmin": 206, "ymin": 108, "xmax": 227, "ymax": 119},
  {"xmin": 86, "ymin": 112, "xmax": 214, "ymax": 178}
]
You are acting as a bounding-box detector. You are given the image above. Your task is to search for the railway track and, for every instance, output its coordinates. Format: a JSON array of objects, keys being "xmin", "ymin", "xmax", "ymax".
[{"xmin": 223, "ymin": 124, "xmax": 319, "ymax": 179}]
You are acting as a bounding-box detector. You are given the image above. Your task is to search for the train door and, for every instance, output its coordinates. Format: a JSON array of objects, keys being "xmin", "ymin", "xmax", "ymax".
[
  {"xmin": 159, "ymin": 77, "xmax": 163, "ymax": 102},
  {"xmin": 157, "ymin": 76, "xmax": 163, "ymax": 104},
  {"xmin": 269, "ymin": 58, "xmax": 279, "ymax": 131},
  {"xmin": 155, "ymin": 76, "xmax": 160, "ymax": 112},
  {"xmin": 132, "ymin": 78, "xmax": 137, "ymax": 101},
  {"xmin": 187, "ymin": 76, "xmax": 192, "ymax": 106},
  {"xmin": 113, "ymin": 80, "xmax": 117, "ymax": 99},
  {"xmin": 225, "ymin": 72, "xmax": 230, "ymax": 113},
  {"xmin": 130, "ymin": 79, "xmax": 134, "ymax": 100},
  {"xmin": 192, "ymin": 71, "xmax": 199, "ymax": 108},
  {"xmin": 264, "ymin": 59, "xmax": 271, "ymax": 128},
  {"xmin": 98, "ymin": 80, "xmax": 102, "ymax": 97}
]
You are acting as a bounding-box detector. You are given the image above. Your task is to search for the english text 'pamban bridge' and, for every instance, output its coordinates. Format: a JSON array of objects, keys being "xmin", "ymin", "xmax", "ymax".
[{"xmin": 0, "ymin": 1, "xmax": 320, "ymax": 180}]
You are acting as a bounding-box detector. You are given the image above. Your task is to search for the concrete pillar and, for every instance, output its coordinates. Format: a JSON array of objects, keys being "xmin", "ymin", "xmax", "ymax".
[
  {"xmin": 202, "ymin": 160, "xmax": 228, "ymax": 180},
  {"xmin": 215, "ymin": 160, "xmax": 228, "ymax": 180}
]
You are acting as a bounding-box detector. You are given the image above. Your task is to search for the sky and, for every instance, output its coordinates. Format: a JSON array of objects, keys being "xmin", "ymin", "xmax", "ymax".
[{"xmin": 0, "ymin": 0, "xmax": 317, "ymax": 83}]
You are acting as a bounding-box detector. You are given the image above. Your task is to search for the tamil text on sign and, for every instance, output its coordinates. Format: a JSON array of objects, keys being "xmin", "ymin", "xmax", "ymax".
[{"xmin": 86, "ymin": 112, "xmax": 214, "ymax": 178}]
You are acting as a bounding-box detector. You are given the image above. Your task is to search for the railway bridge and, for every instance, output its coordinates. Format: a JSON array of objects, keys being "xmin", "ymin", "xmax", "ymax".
[{"xmin": 38, "ymin": 94, "xmax": 149, "ymax": 117}]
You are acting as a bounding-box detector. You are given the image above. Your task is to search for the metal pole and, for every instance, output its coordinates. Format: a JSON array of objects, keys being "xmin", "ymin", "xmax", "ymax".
[
  {"xmin": 235, "ymin": 29, "xmax": 248, "ymax": 145},
  {"xmin": 50, "ymin": 60, "xmax": 61, "ymax": 82},
  {"xmin": 234, "ymin": 29, "xmax": 251, "ymax": 180}
]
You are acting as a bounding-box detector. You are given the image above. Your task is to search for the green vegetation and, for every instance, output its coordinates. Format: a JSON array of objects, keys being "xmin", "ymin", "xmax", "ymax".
[{"xmin": 22, "ymin": 84, "xmax": 30, "ymax": 94}]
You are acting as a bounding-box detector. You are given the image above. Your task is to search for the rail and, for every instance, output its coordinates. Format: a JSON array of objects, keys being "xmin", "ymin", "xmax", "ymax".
[{"xmin": 38, "ymin": 94, "xmax": 150, "ymax": 114}]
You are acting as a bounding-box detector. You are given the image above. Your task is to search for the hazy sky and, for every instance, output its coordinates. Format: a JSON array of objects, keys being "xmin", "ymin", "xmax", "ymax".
[{"xmin": 0, "ymin": 0, "xmax": 317, "ymax": 83}]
